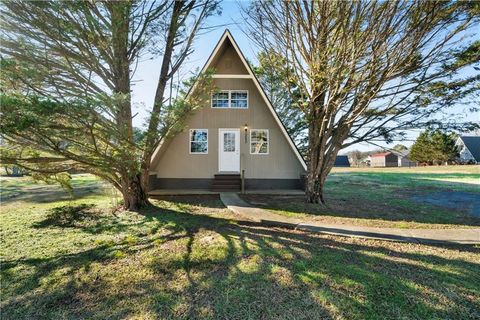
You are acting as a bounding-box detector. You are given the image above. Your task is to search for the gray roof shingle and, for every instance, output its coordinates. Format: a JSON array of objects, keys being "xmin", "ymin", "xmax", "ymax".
[
  {"xmin": 334, "ymin": 155, "xmax": 350, "ymax": 167},
  {"xmin": 460, "ymin": 136, "xmax": 480, "ymax": 162}
]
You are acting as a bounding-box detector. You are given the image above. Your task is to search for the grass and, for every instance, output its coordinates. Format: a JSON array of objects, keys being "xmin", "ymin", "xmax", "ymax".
[
  {"xmin": 1, "ymin": 173, "xmax": 480, "ymax": 319},
  {"xmin": 0, "ymin": 174, "xmax": 110, "ymax": 203},
  {"xmin": 241, "ymin": 165, "xmax": 480, "ymax": 229}
]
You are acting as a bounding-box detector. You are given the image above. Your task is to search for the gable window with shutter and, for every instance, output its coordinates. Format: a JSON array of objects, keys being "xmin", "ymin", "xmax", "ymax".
[{"xmin": 250, "ymin": 129, "xmax": 269, "ymax": 154}]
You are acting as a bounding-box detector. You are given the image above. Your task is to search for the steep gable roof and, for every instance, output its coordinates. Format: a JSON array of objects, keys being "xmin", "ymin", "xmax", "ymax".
[
  {"xmin": 459, "ymin": 136, "xmax": 480, "ymax": 162},
  {"xmin": 152, "ymin": 29, "xmax": 307, "ymax": 171}
]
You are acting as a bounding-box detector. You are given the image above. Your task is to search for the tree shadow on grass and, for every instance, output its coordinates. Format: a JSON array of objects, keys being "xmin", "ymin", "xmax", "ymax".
[
  {"xmin": 31, "ymin": 203, "xmax": 140, "ymax": 235},
  {"xmin": 2, "ymin": 201, "xmax": 479, "ymax": 319},
  {"xmin": 1, "ymin": 181, "xmax": 109, "ymax": 205},
  {"xmin": 32, "ymin": 204, "xmax": 99, "ymax": 228}
]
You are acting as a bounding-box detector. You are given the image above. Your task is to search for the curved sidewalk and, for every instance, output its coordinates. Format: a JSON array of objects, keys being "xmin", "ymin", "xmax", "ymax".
[{"xmin": 220, "ymin": 193, "xmax": 480, "ymax": 245}]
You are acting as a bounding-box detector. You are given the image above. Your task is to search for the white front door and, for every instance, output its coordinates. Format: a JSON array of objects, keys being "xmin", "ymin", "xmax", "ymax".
[{"xmin": 219, "ymin": 129, "xmax": 240, "ymax": 172}]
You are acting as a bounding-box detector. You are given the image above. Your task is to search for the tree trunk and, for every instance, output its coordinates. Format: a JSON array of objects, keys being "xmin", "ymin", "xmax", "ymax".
[
  {"xmin": 121, "ymin": 173, "xmax": 150, "ymax": 211},
  {"xmin": 305, "ymin": 173, "xmax": 325, "ymax": 204},
  {"xmin": 305, "ymin": 117, "xmax": 346, "ymax": 205}
]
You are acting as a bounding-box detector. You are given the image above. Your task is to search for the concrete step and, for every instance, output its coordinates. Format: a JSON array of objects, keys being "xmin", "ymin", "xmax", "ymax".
[
  {"xmin": 212, "ymin": 180, "xmax": 241, "ymax": 185},
  {"xmin": 212, "ymin": 183, "xmax": 241, "ymax": 188},
  {"xmin": 214, "ymin": 174, "xmax": 241, "ymax": 180}
]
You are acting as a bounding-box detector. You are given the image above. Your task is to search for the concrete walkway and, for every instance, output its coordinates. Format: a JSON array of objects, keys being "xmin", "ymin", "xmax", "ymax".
[{"xmin": 220, "ymin": 193, "xmax": 480, "ymax": 245}]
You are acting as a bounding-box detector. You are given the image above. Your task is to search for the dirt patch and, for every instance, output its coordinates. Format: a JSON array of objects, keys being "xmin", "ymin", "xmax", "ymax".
[{"xmin": 410, "ymin": 192, "xmax": 480, "ymax": 217}]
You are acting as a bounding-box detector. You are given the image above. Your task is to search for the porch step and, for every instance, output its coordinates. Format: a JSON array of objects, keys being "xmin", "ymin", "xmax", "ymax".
[
  {"xmin": 212, "ymin": 173, "xmax": 241, "ymax": 191},
  {"xmin": 214, "ymin": 174, "xmax": 241, "ymax": 180},
  {"xmin": 212, "ymin": 179, "xmax": 241, "ymax": 185},
  {"xmin": 212, "ymin": 183, "xmax": 240, "ymax": 189}
]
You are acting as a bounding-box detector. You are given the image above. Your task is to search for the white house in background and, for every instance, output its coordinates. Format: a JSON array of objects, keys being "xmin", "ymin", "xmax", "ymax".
[{"xmin": 456, "ymin": 136, "xmax": 480, "ymax": 164}]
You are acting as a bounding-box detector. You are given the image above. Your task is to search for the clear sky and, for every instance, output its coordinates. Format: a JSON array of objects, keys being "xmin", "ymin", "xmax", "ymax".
[{"xmin": 130, "ymin": 0, "xmax": 479, "ymax": 153}]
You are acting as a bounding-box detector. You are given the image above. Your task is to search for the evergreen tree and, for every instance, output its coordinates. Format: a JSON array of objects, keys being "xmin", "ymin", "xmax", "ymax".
[
  {"xmin": 431, "ymin": 131, "xmax": 459, "ymax": 164},
  {"xmin": 410, "ymin": 131, "xmax": 433, "ymax": 164},
  {"xmin": 410, "ymin": 130, "xmax": 458, "ymax": 164}
]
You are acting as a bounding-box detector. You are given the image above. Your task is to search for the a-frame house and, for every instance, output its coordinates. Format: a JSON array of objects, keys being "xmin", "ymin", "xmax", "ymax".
[{"xmin": 149, "ymin": 30, "xmax": 306, "ymax": 191}]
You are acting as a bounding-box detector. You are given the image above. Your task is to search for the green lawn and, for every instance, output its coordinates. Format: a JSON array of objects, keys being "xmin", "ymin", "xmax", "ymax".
[
  {"xmin": 1, "ymin": 174, "xmax": 480, "ymax": 319},
  {"xmin": 0, "ymin": 174, "xmax": 110, "ymax": 203},
  {"xmin": 242, "ymin": 165, "xmax": 480, "ymax": 229}
]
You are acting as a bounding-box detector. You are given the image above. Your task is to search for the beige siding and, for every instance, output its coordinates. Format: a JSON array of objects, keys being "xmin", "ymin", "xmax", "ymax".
[
  {"xmin": 152, "ymin": 78, "xmax": 305, "ymax": 179},
  {"xmin": 209, "ymin": 41, "xmax": 249, "ymax": 75}
]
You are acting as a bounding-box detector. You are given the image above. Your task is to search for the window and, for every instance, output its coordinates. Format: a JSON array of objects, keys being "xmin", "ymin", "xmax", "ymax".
[
  {"xmin": 211, "ymin": 90, "xmax": 248, "ymax": 108},
  {"xmin": 230, "ymin": 91, "xmax": 248, "ymax": 108},
  {"xmin": 223, "ymin": 132, "xmax": 236, "ymax": 152},
  {"xmin": 250, "ymin": 129, "xmax": 269, "ymax": 154},
  {"xmin": 190, "ymin": 129, "xmax": 208, "ymax": 154},
  {"xmin": 211, "ymin": 91, "xmax": 229, "ymax": 108}
]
